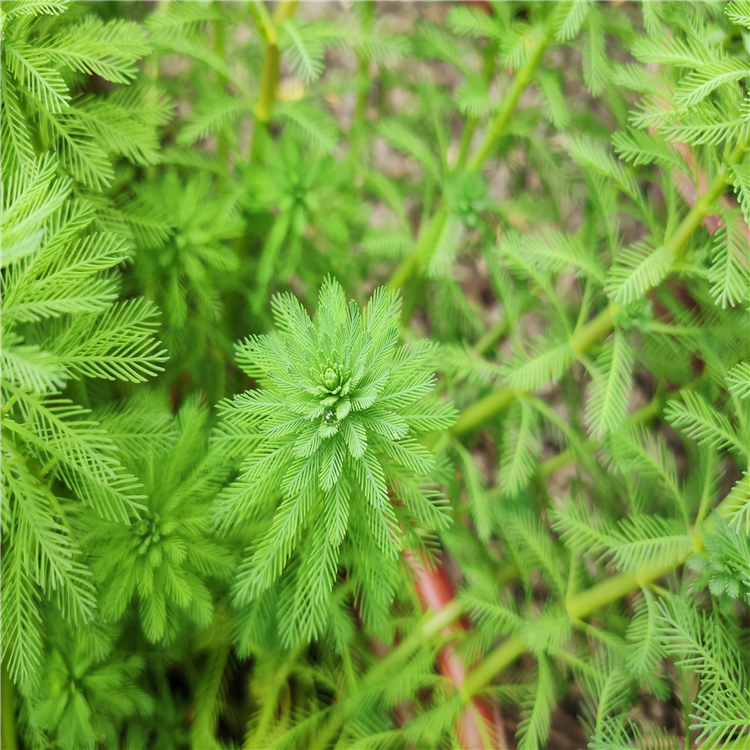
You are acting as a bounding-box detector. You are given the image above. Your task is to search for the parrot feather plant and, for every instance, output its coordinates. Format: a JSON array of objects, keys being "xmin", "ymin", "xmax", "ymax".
[
  {"xmin": 2, "ymin": 1, "xmax": 750, "ymax": 750},
  {"xmin": 213, "ymin": 277, "xmax": 457, "ymax": 648}
]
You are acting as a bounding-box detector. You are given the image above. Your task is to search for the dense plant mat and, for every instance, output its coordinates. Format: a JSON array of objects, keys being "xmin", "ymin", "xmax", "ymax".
[{"xmin": 1, "ymin": 1, "xmax": 750, "ymax": 748}]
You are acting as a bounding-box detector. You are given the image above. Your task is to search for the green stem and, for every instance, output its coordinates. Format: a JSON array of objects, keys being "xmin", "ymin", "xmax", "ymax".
[
  {"xmin": 354, "ymin": 1, "xmax": 375, "ymax": 131},
  {"xmin": 2, "ymin": 661, "xmax": 17, "ymax": 750},
  {"xmin": 247, "ymin": 0, "xmax": 276, "ymax": 43},
  {"xmin": 455, "ymin": 38, "xmax": 497, "ymax": 170},
  {"xmin": 312, "ymin": 599, "xmax": 466, "ymax": 748},
  {"xmin": 473, "ymin": 316, "xmax": 511, "ymax": 358},
  {"xmin": 539, "ymin": 438, "xmax": 599, "ymax": 478},
  {"xmin": 455, "ymin": 116, "xmax": 479, "ymax": 170},
  {"xmin": 569, "ymin": 304, "xmax": 618, "ymax": 356},
  {"xmin": 244, "ymin": 641, "xmax": 306, "ymax": 749},
  {"xmin": 274, "ymin": 1, "xmax": 298, "ymax": 27},
  {"xmin": 310, "ymin": 706, "xmax": 346, "ymax": 750},
  {"xmin": 213, "ymin": 3, "xmax": 230, "ymax": 185},
  {"xmin": 460, "ymin": 637, "xmax": 527, "ymax": 703},
  {"xmin": 309, "ymin": 566, "xmax": 516, "ymax": 748},
  {"xmin": 386, "ymin": 204, "xmax": 449, "ymax": 292},
  {"xmin": 435, "ymin": 383, "xmax": 712, "ymax": 708},
  {"xmin": 248, "ymin": 0, "xmax": 299, "ymax": 163},
  {"xmin": 461, "ymin": 493, "xmax": 737, "ymax": 699},
  {"xmin": 664, "ymin": 140, "xmax": 747, "ymax": 257},
  {"xmin": 432, "ymin": 316, "xmax": 514, "ymax": 398},
  {"xmin": 191, "ymin": 607, "xmax": 232, "ymax": 750},
  {"xmin": 448, "ymin": 139, "xmax": 748, "ymax": 441},
  {"xmin": 0, "ymin": 394, "xmax": 19, "ymax": 418},
  {"xmin": 386, "ymin": 11, "xmax": 558, "ymax": 293},
  {"xmin": 466, "ymin": 14, "xmax": 558, "ymax": 173},
  {"xmin": 539, "ymin": 388, "xmax": 669, "ymax": 479},
  {"xmin": 450, "ymin": 386, "xmax": 518, "ymax": 438}
]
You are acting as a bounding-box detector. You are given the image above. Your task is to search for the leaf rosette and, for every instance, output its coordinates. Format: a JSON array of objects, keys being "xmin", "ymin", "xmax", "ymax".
[{"xmin": 214, "ymin": 278, "xmax": 456, "ymax": 643}]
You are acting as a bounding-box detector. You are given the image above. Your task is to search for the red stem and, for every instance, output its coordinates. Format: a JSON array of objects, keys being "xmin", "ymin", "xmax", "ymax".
[{"xmin": 406, "ymin": 551, "xmax": 509, "ymax": 750}]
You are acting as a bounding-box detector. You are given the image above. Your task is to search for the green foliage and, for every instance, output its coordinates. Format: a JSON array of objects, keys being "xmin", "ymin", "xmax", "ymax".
[
  {"xmin": 214, "ymin": 277, "xmax": 455, "ymax": 644},
  {"xmin": 1, "ymin": 155, "xmax": 165, "ymax": 684},
  {"xmin": 126, "ymin": 170, "xmax": 242, "ymax": 368},
  {"xmin": 655, "ymin": 595, "xmax": 750, "ymax": 748},
  {"xmin": 0, "ymin": 0, "xmax": 161, "ymax": 194},
  {"xmin": 689, "ymin": 514, "xmax": 750, "ymax": 611},
  {"xmin": 239, "ymin": 136, "xmax": 364, "ymax": 319},
  {"xmin": 18, "ymin": 618, "xmax": 152, "ymax": 750},
  {"xmin": 2, "ymin": 2, "xmax": 750, "ymax": 749},
  {"xmin": 86, "ymin": 396, "xmax": 235, "ymax": 644}
]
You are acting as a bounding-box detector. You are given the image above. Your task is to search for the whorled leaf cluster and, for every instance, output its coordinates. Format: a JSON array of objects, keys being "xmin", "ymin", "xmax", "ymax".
[{"xmin": 214, "ymin": 277, "xmax": 456, "ymax": 644}]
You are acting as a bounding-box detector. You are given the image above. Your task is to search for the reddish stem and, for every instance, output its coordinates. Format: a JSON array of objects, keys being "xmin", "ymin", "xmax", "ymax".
[
  {"xmin": 406, "ymin": 551, "xmax": 509, "ymax": 750},
  {"xmin": 644, "ymin": 59, "xmax": 749, "ymax": 241}
]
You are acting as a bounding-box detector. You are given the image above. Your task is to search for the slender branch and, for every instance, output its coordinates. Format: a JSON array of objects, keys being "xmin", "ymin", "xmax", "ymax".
[
  {"xmin": 243, "ymin": 641, "xmax": 307, "ymax": 749},
  {"xmin": 274, "ymin": 0, "xmax": 298, "ymax": 26},
  {"xmin": 247, "ymin": 0, "xmax": 276, "ymax": 44},
  {"xmin": 213, "ymin": 2, "xmax": 230, "ymax": 184},
  {"xmin": 448, "ymin": 139, "xmax": 749, "ymax": 440},
  {"xmin": 386, "ymin": 204, "xmax": 449, "ymax": 292},
  {"xmin": 408, "ymin": 554, "xmax": 508, "ymax": 749},
  {"xmin": 309, "ymin": 566, "xmax": 515, "ymax": 748},
  {"xmin": 386, "ymin": 10, "xmax": 560, "ymax": 293},
  {"xmin": 539, "ymin": 378, "xmax": 709, "ymax": 480},
  {"xmin": 466, "ymin": 18, "xmax": 557, "ymax": 173},
  {"xmin": 538, "ymin": 438, "xmax": 599, "ymax": 479},
  {"xmin": 473, "ymin": 315, "xmax": 512, "ymax": 359},
  {"xmin": 448, "ymin": 378, "xmax": 705, "ymax": 676},
  {"xmin": 190, "ymin": 606, "xmax": 233, "ymax": 750},
  {"xmin": 460, "ymin": 492, "xmax": 738, "ymax": 700},
  {"xmin": 453, "ymin": 382, "xmax": 676, "ymax": 520},
  {"xmin": 455, "ymin": 35, "xmax": 498, "ymax": 170}
]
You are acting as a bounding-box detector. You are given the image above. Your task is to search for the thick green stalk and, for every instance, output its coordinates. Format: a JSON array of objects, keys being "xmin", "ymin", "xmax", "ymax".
[
  {"xmin": 459, "ymin": 638, "xmax": 527, "ymax": 704},
  {"xmin": 450, "ymin": 386, "xmax": 518, "ymax": 437},
  {"xmin": 455, "ymin": 116, "xmax": 479, "ymax": 171},
  {"xmin": 248, "ymin": 0, "xmax": 299, "ymax": 163},
  {"xmin": 568, "ymin": 304, "xmax": 619, "ymax": 356},
  {"xmin": 1, "ymin": 661, "xmax": 17, "ymax": 750},
  {"xmin": 449, "ymin": 140, "xmax": 748, "ymax": 440},
  {"xmin": 274, "ymin": 2, "xmax": 300, "ymax": 32}
]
